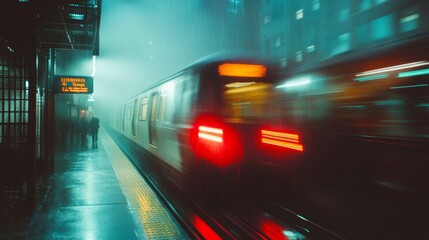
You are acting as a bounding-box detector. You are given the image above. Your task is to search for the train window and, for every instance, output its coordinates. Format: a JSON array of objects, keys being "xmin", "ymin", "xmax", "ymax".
[
  {"xmin": 132, "ymin": 99, "xmax": 138, "ymax": 136},
  {"xmin": 126, "ymin": 102, "xmax": 132, "ymax": 119},
  {"xmin": 158, "ymin": 94, "xmax": 167, "ymax": 121},
  {"xmin": 149, "ymin": 92, "xmax": 159, "ymax": 146},
  {"xmin": 181, "ymin": 89, "xmax": 192, "ymax": 117},
  {"xmin": 150, "ymin": 93, "xmax": 158, "ymax": 121},
  {"xmin": 122, "ymin": 105, "xmax": 126, "ymax": 131},
  {"xmin": 222, "ymin": 82, "xmax": 278, "ymax": 122},
  {"xmin": 139, "ymin": 97, "xmax": 148, "ymax": 121}
]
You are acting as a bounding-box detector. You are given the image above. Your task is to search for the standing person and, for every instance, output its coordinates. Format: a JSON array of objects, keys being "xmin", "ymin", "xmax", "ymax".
[{"xmin": 89, "ymin": 116, "xmax": 100, "ymax": 148}]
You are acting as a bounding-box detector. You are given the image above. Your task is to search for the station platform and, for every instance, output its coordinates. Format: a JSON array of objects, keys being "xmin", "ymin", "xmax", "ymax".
[{"xmin": 0, "ymin": 128, "xmax": 188, "ymax": 240}]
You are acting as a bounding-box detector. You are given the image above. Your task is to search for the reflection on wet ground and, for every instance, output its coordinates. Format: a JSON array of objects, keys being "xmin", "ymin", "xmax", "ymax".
[{"xmin": 1, "ymin": 135, "xmax": 139, "ymax": 239}]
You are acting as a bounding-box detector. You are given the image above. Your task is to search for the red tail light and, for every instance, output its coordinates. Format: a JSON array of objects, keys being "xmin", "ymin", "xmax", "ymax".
[
  {"xmin": 261, "ymin": 129, "xmax": 304, "ymax": 152},
  {"xmin": 198, "ymin": 126, "xmax": 223, "ymax": 143},
  {"xmin": 190, "ymin": 115, "xmax": 243, "ymax": 167}
]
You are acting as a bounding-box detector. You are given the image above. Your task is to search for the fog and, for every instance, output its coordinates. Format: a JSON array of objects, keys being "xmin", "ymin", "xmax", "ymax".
[{"xmin": 94, "ymin": 0, "xmax": 259, "ymax": 117}]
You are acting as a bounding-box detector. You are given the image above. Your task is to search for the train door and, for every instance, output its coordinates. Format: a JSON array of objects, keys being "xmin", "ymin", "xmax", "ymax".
[
  {"xmin": 131, "ymin": 99, "xmax": 138, "ymax": 136},
  {"xmin": 122, "ymin": 104, "xmax": 125, "ymax": 131},
  {"xmin": 138, "ymin": 97, "xmax": 148, "ymax": 145},
  {"xmin": 149, "ymin": 92, "xmax": 159, "ymax": 146}
]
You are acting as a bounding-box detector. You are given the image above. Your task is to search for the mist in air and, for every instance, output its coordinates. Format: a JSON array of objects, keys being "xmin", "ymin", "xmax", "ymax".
[{"xmin": 94, "ymin": 0, "xmax": 260, "ymax": 117}]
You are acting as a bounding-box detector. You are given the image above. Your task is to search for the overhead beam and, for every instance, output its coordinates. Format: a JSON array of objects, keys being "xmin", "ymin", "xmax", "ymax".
[
  {"xmin": 59, "ymin": 6, "xmax": 74, "ymax": 49},
  {"xmin": 41, "ymin": 21, "xmax": 94, "ymax": 27},
  {"xmin": 41, "ymin": 41, "xmax": 93, "ymax": 47}
]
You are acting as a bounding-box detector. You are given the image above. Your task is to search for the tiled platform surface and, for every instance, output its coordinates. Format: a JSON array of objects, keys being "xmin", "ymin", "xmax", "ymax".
[{"xmin": 0, "ymin": 128, "xmax": 187, "ymax": 240}]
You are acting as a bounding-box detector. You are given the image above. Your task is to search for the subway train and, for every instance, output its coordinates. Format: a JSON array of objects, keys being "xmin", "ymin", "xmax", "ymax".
[
  {"xmin": 276, "ymin": 36, "xmax": 429, "ymax": 203},
  {"xmin": 269, "ymin": 36, "xmax": 429, "ymax": 239},
  {"xmin": 108, "ymin": 51, "xmax": 304, "ymax": 195}
]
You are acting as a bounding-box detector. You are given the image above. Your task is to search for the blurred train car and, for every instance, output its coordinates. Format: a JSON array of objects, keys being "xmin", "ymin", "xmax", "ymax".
[
  {"xmin": 276, "ymin": 36, "xmax": 429, "ymax": 203},
  {"xmin": 108, "ymin": 51, "xmax": 304, "ymax": 197}
]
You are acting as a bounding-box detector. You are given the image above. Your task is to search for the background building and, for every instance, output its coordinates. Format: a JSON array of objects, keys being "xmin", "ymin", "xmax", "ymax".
[{"xmin": 261, "ymin": 0, "xmax": 429, "ymax": 73}]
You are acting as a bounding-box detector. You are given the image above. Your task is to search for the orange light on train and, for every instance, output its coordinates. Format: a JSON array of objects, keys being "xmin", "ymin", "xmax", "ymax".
[
  {"xmin": 218, "ymin": 63, "xmax": 266, "ymax": 77},
  {"xmin": 261, "ymin": 130, "xmax": 304, "ymax": 152}
]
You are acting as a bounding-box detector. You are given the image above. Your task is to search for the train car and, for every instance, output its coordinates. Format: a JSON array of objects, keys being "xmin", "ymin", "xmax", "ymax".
[
  {"xmin": 108, "ymin": 51, "xmax": 304, "ymax": 196},
  {"xmin": 275, "ymin": 36, "xmax": 429, "ymax": 201}
]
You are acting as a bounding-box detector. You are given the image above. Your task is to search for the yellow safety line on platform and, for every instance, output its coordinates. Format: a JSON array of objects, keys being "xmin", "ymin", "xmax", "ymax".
[{"xmin": 100, "ymin": 128, "xmax": 188, "ymax": 240}]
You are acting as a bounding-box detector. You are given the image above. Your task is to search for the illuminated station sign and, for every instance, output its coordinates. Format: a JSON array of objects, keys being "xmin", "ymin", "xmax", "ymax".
[{"xmin": 54, "ymin": 75, "xmax": 93, "ymax": 94}]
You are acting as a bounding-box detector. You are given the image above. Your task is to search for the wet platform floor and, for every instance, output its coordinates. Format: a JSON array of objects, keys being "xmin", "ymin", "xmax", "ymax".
[{"xmin": 0, "ymin": 128, "xmax": 187, "ymax": 239}]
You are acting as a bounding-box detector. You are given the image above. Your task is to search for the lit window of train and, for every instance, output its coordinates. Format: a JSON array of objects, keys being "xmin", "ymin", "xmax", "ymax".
[
  {"xmin": 223, "ymin": 82, "xmax": 275, "ymax": 123},
  {"xmin": 126, "ymin": 102, "xmax": 132, "ymax": 119},
  {"xmin": 158, "ymin": 94, "xmax": 167, "ymax": 121},
  {"xmin": 139, "ymin": 97, "xmax": 148, "ymax": 121}
]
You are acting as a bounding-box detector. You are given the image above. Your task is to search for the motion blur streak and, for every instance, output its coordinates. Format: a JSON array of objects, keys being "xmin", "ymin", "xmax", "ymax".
[
  {"xmin": 225, "ymin": 81, "xmax": 256, "ymax": 88},
  {"xmin": 276, "ymin": 76, "xmax": 311, "ymax": 89},
  {"xmin": 390, "ymin": 83, "xmax": 428, "ymax": 89},
  {"xmin": 193, "ymin": 215, "xmax": 222, "ymax": 240},
  {"xmin": 355, "ymin": 61, "xmax": 429, "ymax": 76},
  {"xmin": 261, "ymin": 130, "xmax": 303, "ymax": 152},
  {"xmin": 354, "ymin": 73, "xmax": 388, "ymax": 82},
  {"xmin": 397, "ymin": 68, "xmax": 429, "ymax": 78},
  {"xmin": 218, "ymin": 63, "xmax": 266, "ymax": 77},
  {"xmin": 260, "ymin": 218, "xmax": 290, "ymax": 240}
]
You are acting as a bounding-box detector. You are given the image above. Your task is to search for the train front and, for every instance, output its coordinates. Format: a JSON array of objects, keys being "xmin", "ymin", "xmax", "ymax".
[{"xmin": 189, "ymin": 58, "xmax": 304, "ymax": 181}]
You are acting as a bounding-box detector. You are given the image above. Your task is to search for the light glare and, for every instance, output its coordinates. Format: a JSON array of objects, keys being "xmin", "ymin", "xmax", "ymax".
[
  {"xmin": 356, "ymin": 61, "xmax": 429, "ymax": 76},
  {"xmin": 219, "ymin": 63, "xmax": 266, "ymax": 77}
]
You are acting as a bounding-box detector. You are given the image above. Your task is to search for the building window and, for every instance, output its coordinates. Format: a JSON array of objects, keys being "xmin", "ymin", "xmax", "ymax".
[
  {"xmin": 375, "ymin": 0, "xmax": 389, "ymax": 5},
  {"xmin": 296, "ymin": 9, "xmax": 303, "ymax": 20},
  {"xmin": 372, "ymin": 14, "xmax": 394, "ymax": 40},
  {"xmin": 359, "ymin": 0, "xmax": 371, "ymax": 12},
  {"xmin": 332, "ymin": 33, "xmax": 350, "ymax": 56},
  {"xmin": 312, "ymin": 0, "xmax": 320, "ymax": 11},
  {"xmin": 228, "ymin": 0, "xmax": 243, "ymax": 14},
  {"xmin": 280, "ymin": 58, "xmax": 287, "ymax": 68},
  {"xmin": 264, "ymin": 14, "xmax": 271, "ymax": 24},
  {"xmin": 307, "ymin": 45, "xmax": 316, "ymax": 53},
  {"xmin": 339, "ymin": 9, "xmax": 349, "ymax": 22},
  {"xmin": 274, "ymin": 35, "xmax": 282, "ymax": 48},
  {"xmin": 295, "ymin": 51, "xmax": 303, "ymax": 62},
  {"xmin": 400, "ymin": 11, "xmax": 419, "ymax": 33}
]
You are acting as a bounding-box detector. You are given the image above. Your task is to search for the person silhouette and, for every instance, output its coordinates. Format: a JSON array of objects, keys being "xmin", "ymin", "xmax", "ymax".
[{"xmin": 89, "ymin": 116, "xmax": 100, "ymax": 148}]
